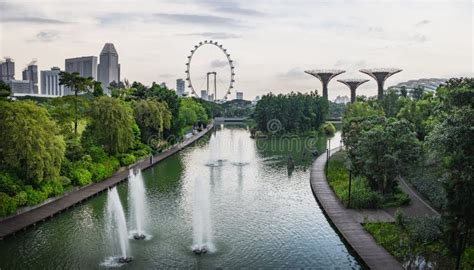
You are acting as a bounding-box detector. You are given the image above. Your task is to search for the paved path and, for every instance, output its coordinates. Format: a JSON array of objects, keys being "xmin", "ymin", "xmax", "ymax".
[
  {"xmin": 310, "ymin": 148, "xmax": 402, "ymax": 270},
  {"xmin": 0, "ymin": 124, "xmax": 213, "ymax": 240}
]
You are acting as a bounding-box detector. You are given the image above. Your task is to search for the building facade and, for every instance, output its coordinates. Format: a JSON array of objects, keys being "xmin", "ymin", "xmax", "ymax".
[
  {"xmin": 98, "ymin": 43, "xmax": 120, "ymax": 95},
  {"xmin": 41, "ymin": 67, "xmax": 64, "ymax": 96},
  {"xmin": 22, "ymin": 64, "xmax": 38, "ymax": 94},
  {"xmin": 176, "ymin": 79, "xmax": 185, "ymax": 96},
  {"xmin": 0, "ymin": 58, "xmax": 15, "ymax": 81},
  {"xmin": 65, "ymin": 56, "xmax": 97, "ymax": 95},
  {"xmin": 9, "ymin": 80, "xmax": 31, "ymax": 94},
  {"xmin": 236, "ymin": 91, "xmax": 243, "ymax": 100},
  {"xmin": 201, "ymin": 90, "xmax": 208, "ymax": 101}
]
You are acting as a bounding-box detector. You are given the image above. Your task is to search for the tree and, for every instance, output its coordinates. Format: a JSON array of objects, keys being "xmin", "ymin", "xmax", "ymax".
[
  {"xmin": 93, "ymin": 81, "xmax": 104, "ymax": 97},
  {"xmin": 82, "ymin": 97, "xmax": 134, "ymax": 155},
  {"xmin": 59, "ymin": 72, "xmax": 94, "ymax": 135},
  {"xmin": 410, "ymin": 86, "xmax": 424, "ymax": 101},
  {"xmin": 178, "ymin": 98, "xmax": 208, "ymax": 127},
  {"xmin": 0, "ymin": 80, "xmax": 11, "ymax": 99},
  {"xmin": 0, "ymin": 101, "xmax": 65, "ymax": 185},
  {"xmin": 134, "ymin": 99, "xmax": 171, "ymax": 143},
  {"xmin": 355, "ymin": 118, "xmax": 421, "ymax": 193}
]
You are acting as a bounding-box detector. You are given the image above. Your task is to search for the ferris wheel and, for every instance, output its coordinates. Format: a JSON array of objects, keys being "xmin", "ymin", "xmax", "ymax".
[{"xmin": 185, "ymin": 40, "xmax": 236, "ymax": 101}]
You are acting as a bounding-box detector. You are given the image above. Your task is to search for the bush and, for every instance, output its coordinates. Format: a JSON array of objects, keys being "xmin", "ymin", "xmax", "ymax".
[
  {"xmin": 39, "ymin": 182, "xmax": 54, "ymax": 197},
  {"xmin": 323, "ymin": 122, "xmax": 336, "ymax": 136},
  {"xmin": 0, "ymin": 192, "xmax": 17, "ymax": 217},
  {"xmin": 70, "ymin": 168, "xmax": 92, "ymax": 186},
  {"xmin": 103, "ymin": 157, "xmax": 120, "ymax": 177},
  {"xmin": 49, "ymin": 181, "xmax": 64, "ymax": 196},
  {"xmin": 60, "ymin": 176, "xmax": 71, "ymax": 187},
  {"xmin": 14, "ymin": 191, "xmax": 28, "ymax": 206},
  {"xmin": 406, "ymin": 216, "xmax": 442, "ymax": 244},
  {"xmin": 117, "ymin": 153, "xmax": 136, "ymax": 166},
  {"xmin": 0, "ymin": 172, "xmax": 22, "ymax": 196},
  {"xmin": 89, "ymin": 163, "xmax": 107, "ymax": 182},
  {"xmin": 24, "ymin": 185, "xmax": 48, "ymax": 206},
  {"xmin": 87, "ymin": 146, "xmax": 108, "ymax": 163}
]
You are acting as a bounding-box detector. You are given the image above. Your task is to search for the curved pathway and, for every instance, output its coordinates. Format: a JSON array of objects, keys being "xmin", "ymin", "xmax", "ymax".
[
  {"xmin": 0, "ymin": 124, "xmax": 214, "ymax": 240},
  {"xmin": 310, "ymin": 148, "xmax": 402, "ymax": 270}
]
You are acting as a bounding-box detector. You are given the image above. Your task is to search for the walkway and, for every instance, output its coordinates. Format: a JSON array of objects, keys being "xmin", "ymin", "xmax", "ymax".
[
  {"xmin": 310, "ymin": 148, "xmax": 402, "ymax": 270},
  {"xmin": 0, "ymin": 124, "xmax": 214, "ymax": 240}
]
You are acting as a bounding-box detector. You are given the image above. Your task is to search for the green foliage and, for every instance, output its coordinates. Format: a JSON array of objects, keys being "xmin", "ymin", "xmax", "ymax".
[
  {"xmin": 0, "ymin": 192, "xmax": 17, "ymax": 217},
  {"xmin": 82, "ymin": 96, "xmax": 134, "ymax": 155},
  {"xmin": 178, "ymin": 98, "xmax": 208, "ymax": 128},
  {"xmin": 117, "ymin": 153, "xmax": 136, "ymax": 166},
  {"xmin": 14, "ymin": 191, "xmax": 28, "ymax": 207},
  {"xmin": 254, "ymin": 91, "xmax": 326, "ymax": 134},
  {"xmin": 326, "ymin": 151, "xmax": 409, "ymax": 209},
  {"xmin": 0, "ymin": 172, "xmax": 22, "ymax": 196},
  {"xmin": 70, "ymin": 167, "xmax": 92, "ymax": 186},
  {"xmin": 0, "ymin": 101, "xmax": 66, "ymax": 185},
  {"xmin": 24, "ymin": 185, "xmax": 48, "ymax": 206},
  {"xmin": 134, "ymin": 99, "xmax": 172, "ymax": 144},
  {"xmin": 323, "ymin": 122, "xmax": 336, "ymax": 136},
  {"xmin": 328, "ymin": 101, "xmax": 345, "ymax": 119},
  {"xmin": 89, "ymin": 163, "xmax": 107, "ymax": 182},
  {"xmin": 0, "ymin": 80, "xmax": 11, "ymax": 99}
]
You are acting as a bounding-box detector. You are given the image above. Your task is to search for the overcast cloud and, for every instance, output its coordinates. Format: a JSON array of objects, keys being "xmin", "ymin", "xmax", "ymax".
[{"xmin": 0, "ymin": 0, "xmax": 472, "ymax": 100}]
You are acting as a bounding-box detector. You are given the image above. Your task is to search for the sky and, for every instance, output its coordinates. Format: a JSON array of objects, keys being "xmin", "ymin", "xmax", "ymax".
[{"xmin": 0, "ymin": 0, "xmax": 473, "ymax": 100}]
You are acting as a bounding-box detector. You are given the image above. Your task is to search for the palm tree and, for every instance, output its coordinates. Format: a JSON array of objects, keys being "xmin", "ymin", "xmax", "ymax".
[{"xmin": 59, "ymin": 72, "xmax": 94, "ymax": 135}]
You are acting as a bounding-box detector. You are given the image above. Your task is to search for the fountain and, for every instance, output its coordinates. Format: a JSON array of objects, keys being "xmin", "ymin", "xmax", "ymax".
[
  {"xmin": 206, "ymin": 134, "xmax": 225, "ymax": 167},
  {"xmin": 104, "ymin": 187, "xmax": 132, "ymax": 264},
  {"xmin": 233, "ymin": 138, "xmax": 249, "ymax": 166},
  {"xmin": 192, "ymin": 176, "xmax": 214, "ymax": 255},
  {"xmin": 128, "ymin": 169, "xmax": 149, "ymax": 240}
]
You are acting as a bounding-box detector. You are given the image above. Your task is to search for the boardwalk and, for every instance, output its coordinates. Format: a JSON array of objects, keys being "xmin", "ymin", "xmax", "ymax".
[
  {"xmin": 310, "ymin": 148, "xmax": 402, "ymax": 270},
  {"xmin": 0, "ymin": 124, "xmax": 213, "ymax": 240}
]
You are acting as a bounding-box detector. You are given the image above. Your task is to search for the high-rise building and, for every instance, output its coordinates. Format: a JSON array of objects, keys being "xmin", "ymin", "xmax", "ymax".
[
  {"xmin": 65, "ymin": 56, "xmax": 97, "ymax": 95},
  {"xmin": 41, "ymin": 67, "xmax": 64, "ymax": 96},
  {"xmin": 65, "ymin": 56, "xmax": 98, "ymax": 79},
  {"xmin": 208, "ymin": 93, "xmax": 214, "ymax": 101},
  {"xmin": 236, "ymin": 91, "xmax": 243, "ymax": 100},
  {"xmin": 98, "ymin": 43, "xmax": 120, "ymax": 95},
  {"xmin": 201, "ymin": 90, "xmax": 208, "ymax": 101},
  {"xmin": 22, "ymin": 64, "xmax": 38, "ymax": 94},
  {"xmin": 9, "ymin": 80, "xmax": 32, "ymax": 94},
  {"xmin": 0, "ymin": 58, "xmax": 15, "ymax": 81},
  {"xmin": 176, "ymin": 79, "xmax": 185, "ymax": 96}
]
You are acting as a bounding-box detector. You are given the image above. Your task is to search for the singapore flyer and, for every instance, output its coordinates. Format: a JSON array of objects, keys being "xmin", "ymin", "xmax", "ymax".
[{"xmin": 185, "ymin": 40, "xmax": 235, "ymax": 102}]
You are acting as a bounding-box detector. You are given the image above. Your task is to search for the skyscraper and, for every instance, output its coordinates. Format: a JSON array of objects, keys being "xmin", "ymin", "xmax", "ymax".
[
  {"xmin": 0, "ymin": 58, "xmax": 15, "ymax": 81},
  {"xmin": 98, "ymin": 43, "xmax": 120, "ymax": 95},
  {"xmin": 236, "ymin": 91, "xmax": 243, "ymax": 100},
  {"xmin": 22, "ymin": 64, "xmax": 38, "ymax": 94},
  {"xmin": 65, "ymin": 56, "xmax": 97, "ymax": 95},
  {"xmin": 176, "ymin": 79, "xmax": 185, "ymax": 96},
  {"xmin": 41, "ymin": 67, "xmax": 64, "ymax": 96},
  {"xmin": 201, "ymin": 90, "xmax": 208, "ymax": 101}
]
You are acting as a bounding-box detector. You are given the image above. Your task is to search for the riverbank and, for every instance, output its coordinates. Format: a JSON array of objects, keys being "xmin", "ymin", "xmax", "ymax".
[
  {"xmin": 0, "ymin": 123, "xmax": 214, "ymax": 240},
  {"xmin": 310, "ymin": 147, "xmax": 402, "ymax": 270}
]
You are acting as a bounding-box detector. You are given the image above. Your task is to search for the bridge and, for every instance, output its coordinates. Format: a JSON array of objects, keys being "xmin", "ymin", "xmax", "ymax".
[{"xmin": 213, "ymin": 117, "xmax": 247, "ymax": 123}]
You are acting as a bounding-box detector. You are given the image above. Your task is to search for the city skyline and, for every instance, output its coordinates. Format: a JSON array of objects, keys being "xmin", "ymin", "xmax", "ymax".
[{"xmin": 0, "ymin": 0, "xmax": 472, "ymax": 100}]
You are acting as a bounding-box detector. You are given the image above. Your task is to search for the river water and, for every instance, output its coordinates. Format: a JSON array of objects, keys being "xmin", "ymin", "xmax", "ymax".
[{"xmin": 0, "ymin": 124, "xmax": 362, "ymax": 269}]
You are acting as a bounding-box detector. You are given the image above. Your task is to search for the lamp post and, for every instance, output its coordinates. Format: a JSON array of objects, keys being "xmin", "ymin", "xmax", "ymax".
[{"xmin": 348, "ymin": 168, "xmax": 352, "ymax": 208}]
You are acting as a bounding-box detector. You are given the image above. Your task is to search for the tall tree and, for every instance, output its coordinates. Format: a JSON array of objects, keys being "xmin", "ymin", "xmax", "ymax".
[
  {"xmin": 59, "ymin": 72, "xmax": 94, "ymax": 135},
  {"xmin": 82, "ymin": 96, "xmax": 134, "ymax": 154},
  {"xmin": 134, "ymin": 99, "xmax": 171, "ymax": 144},
  {"xmin": 0, "ymin": 101, "xmax": 65, "ymax": 185}
]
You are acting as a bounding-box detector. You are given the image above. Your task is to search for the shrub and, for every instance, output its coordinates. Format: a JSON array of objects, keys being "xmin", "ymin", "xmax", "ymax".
[
  {"xmin": 87, "ymin": 146, "xmax": 108, "ymax": 163},
  {"xmin": 117, "ymin": 153, "xmax": 136, "ymax": 166},
  {"xmin": 406, "ymin": 216, "xmax": 442, "ymax": 244},
  {"xmin": 70, "ymin": 168, "xmax": 92, "ymax": 186},
  {"xmin": 39, "ymin": 182, "xmax": 54, "ymax": 197},
  {"xmin": 103, "ymin": 157, "xmax": 120, "ymax": 177},
  {"xmin": 0, "ymin": 192, "xmax": 17, "ymax": 217},
  {"xmin": 0, "ymin": 172, "xmax": 22, "ymax": 196},
  {"xmin": 49, "ymin": 181, "xmax": 64, "ymax": 196},
  {"xmin": 89, "ymin": 163, "xmax": 107, "ymax": 182},
  {"xmin": 60, "ymin": 176, "xmax": 71, "ymax": 187},
  {"xmin": 14, "ymin": 191, "xmax": 28, "ymax": 206},
  {"xmin": 323, "ymin": 122, "xmax": 336, "ymax": 136},
  {"xmin": 24, "ymin": 186, "xmax": 48, "ymax": 206},
  {"xmin": 395, "ymin": 208, "xmax": 407, "ymax": 228}
]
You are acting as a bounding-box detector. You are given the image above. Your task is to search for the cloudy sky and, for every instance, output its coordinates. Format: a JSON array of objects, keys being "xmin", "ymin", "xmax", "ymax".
[{"xmin": 0, "ymin": 0, "xmax": 472, "ymax": 100}]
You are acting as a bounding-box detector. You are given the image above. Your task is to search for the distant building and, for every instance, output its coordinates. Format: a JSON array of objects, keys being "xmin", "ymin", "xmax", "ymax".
[
  {"xmin": 334, "ymin": 95, "xmax": 350, "ymax": 104},
  {"xmin": 98, "ymin": 43, "xmax": 120, "ymax": 95},
  {"xmin": 389, "ymin": 78, "xmax": 446, "ymax": 93},
  {"xmin": 0, "ymin": 58, "xmax": 15, "ymax": 81},
  {"xmin": 41, "ymin": 67, "xmax": 64, "ymax": 96},
  {"xmin": 208, "ymin": 93, "xmax": 214, "ymax": 101},
  {"xmin": 65, "ymin": 56, "xmax": 97, "ymax": 95},
  {"xmin": 9, "ymin": 80, "xmax": 32, "ymax": 94},
  {"xmin": 22, "ymin": 64, "xmax": 38, "ymax": 94},
  {"xmin": 236, "ymin": 91, "xmax": 243, "ymax": 100},
  {"xmin": 176, "ymin": 79, "xmax": 185, "ymax": 96},
  {"xmin": 201, "ymin": 90, "xmax": 208, "ymax": 101}
]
